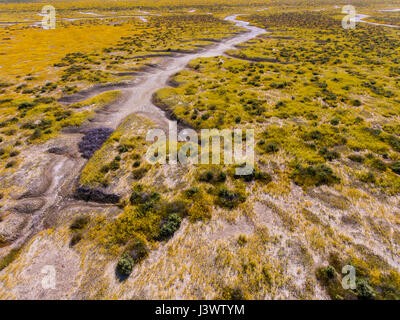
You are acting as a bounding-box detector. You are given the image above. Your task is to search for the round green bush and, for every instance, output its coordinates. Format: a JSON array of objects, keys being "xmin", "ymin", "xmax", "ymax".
[{"xmin": 117, "ymin": 252, "xmax": 134, "ymax": 276}]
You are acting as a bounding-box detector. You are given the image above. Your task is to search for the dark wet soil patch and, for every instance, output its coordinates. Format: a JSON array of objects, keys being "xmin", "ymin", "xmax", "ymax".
[
  {"xmin": 74, "ymin": 186, "xmax": 120, "ymax": 204},
  {"xmin": 78, "ymin": 127, "xmax": 113, "ymax": 159}
]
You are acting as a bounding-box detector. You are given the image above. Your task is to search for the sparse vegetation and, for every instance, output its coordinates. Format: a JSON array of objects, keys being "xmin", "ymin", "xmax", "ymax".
[{"xmin": 1, "ymin": 0, "xmax": 400, "ymax": 301}]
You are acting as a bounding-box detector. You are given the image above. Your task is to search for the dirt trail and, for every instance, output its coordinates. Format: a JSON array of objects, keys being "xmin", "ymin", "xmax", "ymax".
[
  {"xmin": 355, "ymin": 13, "xmax": 399, "ymax": 28},
  {"xmin": 79, "ymin": 15, "xmax": 267, "ymax": 131}
]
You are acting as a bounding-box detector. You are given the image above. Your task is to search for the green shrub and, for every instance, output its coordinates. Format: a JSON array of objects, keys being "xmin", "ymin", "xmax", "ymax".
[
  {"xmin": 359, "ymin": 170, "xmax": 376, "ymax": 184},
  {"xmin": 330, "ymin": 118, "xmax": 340, "ymax": 125},
  {"xmin": 308, "ymin": 130, "xmax": 322, "ymax": 140},
  {"xmin": 319, "ymin": 148, "xmax": 340, "ymax": 161},
  {"xmin": 0, "ymin": 248, "xmax": 22, "ymax": 272},
  {"xmin": 221, "ymin": 286, "xmax": 247, "ymax": 300},
  {"xmin": 389, "ymin": 161, "xmax": 400, "ymax": 175},
  {"xmin": 159, "ymin": 213, "xmax": 182, "ymax": 240},
  {"xmin": 164, "ymin": 200, "xmax": 188, "ymax": 217},
  {"xmin": 118, "ymin": 144, "xmax": 129, "ymax": 153},
  {"xmin": 5, "ymin": 161, "xmax": 16, "ymax": 168},
  {"xmin": 237, "ymin": 235, "xmax": 248, "ymax": 246},
  {"xmin": 316, "ymin": 265, "xmax": 356, "ymax": 300},
  {"xmin": 351, "ymin": 99, "xmax": 362, "ymax": 107},
  {"xmin": 325, "ymin": 265, "xmax": 335, "ymax": 279},
  {"xmin": 198, "ymin": 168, "xmax": 226, "ymax": 183},
  {"xmin": 388, "ymin": 135, "xmax": 400, "ymax": 152},
  {"xmin": 17, "ymin": 101, "xmax": 36, "ymax": 110},
  {"xmin": 29, "ymin": 129, "xmax": 42, "ymax": 140},
  {"xmin": 132, "ymin": 160, "xmax": 141, "ymax": 168},
  {"xmin": 184, "ymin": 187, "xmax": 199, "ymax": 198},
  {"xmin": 116, "ymin": 252, "xmax": 134, "ymax": 276},
  {"xmin": 130, "ymin": 188, "xmax": 160, "ymax": 205},
  {"xmin": 109, "ymin": 159, "xmax": 120, "ymax": 171},
  {"xmin": 368, "ymin": 158, "xmax": 386, "ymax": 171},
  {"xmin": 348, "ymin": 154, "xmax": 364, "ymax": 163},
  {"xmin": 216, "ymin": 187, "xmax": 246, "ymax": 209},
  {"xmin": 132, "ymin": 166, "xmax": 148, "ymax": 180},
  {"xmin": 126, "ymin": 238, "xmax": 149, "ymax": 264},
  {"xmin": 264, "ymin": 142, "xmax": 279, "ymax": 153},
  {"xmin": 292, "ymin": 164, "xmax": 340, "ymax": 187},
  {"xmin": 233, "ymin": 167, "xmax": 272, "ymax": 183},
  {"xmin": 70, "ymin": 216, "xmax": 89, "ymax": 230},
  {"xmin": 356, "ymin": 279, "xmax": 376, "ymax": 300},
  {"xmin": 70, "ymin": 232, "xmax": 83, "ymax": 247}
]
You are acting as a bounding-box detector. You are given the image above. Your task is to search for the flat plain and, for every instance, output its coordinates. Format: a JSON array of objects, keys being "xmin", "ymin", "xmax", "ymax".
[{"xmin": 0, "ymin": 0, "xmax": 400, "ymax": 300}]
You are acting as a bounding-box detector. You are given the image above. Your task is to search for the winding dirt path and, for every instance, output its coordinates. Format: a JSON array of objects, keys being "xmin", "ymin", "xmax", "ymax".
[
  {"xmin": 355, "ymin": 13, "xmax": 399, "ymax": 28},
  {"xmin": 73, "ymin": 15, "xmax": 267, "ymax": 131}
]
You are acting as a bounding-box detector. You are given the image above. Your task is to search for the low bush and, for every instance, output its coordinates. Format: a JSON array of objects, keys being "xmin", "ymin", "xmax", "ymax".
[
  {"xmin": 70, "ymin": 232, "xmax": 83, "ymax": 247},
  {"xmin": 130, "ymin": 186, "xmax": 160, "ymax": 206},
  {"xmin": 216, "ymin": 187, "xmax": 246, "ymax": 209},
  {"xmin": 292, "ymin": 164, "xmax": 340, "ymax": 187},
  {"xmin": 116, "ymin": 252, "xmax": 134, "ymax": 276},
  {"xmin": 198, "ymin": 168, "xmax": 226, "ymax": 183},
  {"xmin": 359, "ymin": 170, "xmax": 376, "ymax": 184},
  {"xmin": 319, "ymin": 148, "xmax": 340, "ymax": 161},
  {"xmin": 233, "ymin": 167, "xmax": 272, "ymax": 183},
  {"xmin": 367, "ymin": 157, "xmax": 386, "ymax": 171},
  {"xmin": 132, "ymin": 166, "xmax": 149, "ymax": 180},
  {"xmin": 126, "ymin": 237, "xmax": 149, "ymax": 264},
  {"xmin": 70, "ymin": 216, "xmax": 89, "ymax": 231},
  {"xmin": 220, "ymin": 286, "xmax": 247, "ymax": 300},
  {"xmin": 5, "ymin": 161, "xmax": 16, "ymax": 168},
  {"xmin": 237, "ymin": 235, "xmax": 248, "ymax": 246},
  {"xmin": 262, "ymin": 142, "xmax": 279, "ymax": 154},
  {"xmin": 348, "ymin": 154, "xmax": 364, "ymax": 163},
  {"xmin": 0, "ymin": 248, "xmax": 22, "ymax": 272},
  {"xmin": 158, "ymin": 213, "xmax": 182, "ymax": 240},
  {"xmin": 356, "ymin": 279, "xmax": 376, "ymax": 300},
  {"xmin": 184, "ymin": 187, "xmax": 199, "ymax": 198},
  {"xmin": 389, "ymin": 161, "xmax": 400, "ymax": 175},
  {"xmin": 164, "ymin": 200, "xmax": 188, "ymax": 217}
]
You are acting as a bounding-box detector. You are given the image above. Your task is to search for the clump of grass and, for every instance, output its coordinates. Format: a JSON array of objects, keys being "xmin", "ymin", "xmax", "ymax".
[
  {"xmin": 158, "ymin": 213, "xmax": 182, "ymax": 240},
  {"xmin": 232, "ymin": 166, "xmax": 272, "ymax": 183},
  {"xmin": 126, "ymin": 237, "xmax": 149, "ymax": 264},
  {"xmin": 70, "ymin": 233, "xmax": 83, "ymax": 247},
  {"xmin": 0, "ymin": 247, "xmax": 22, "ymax": 272},
  {"xmin": 348, "ymin": 154, "xmax": 364, "ymax": 163},
  {"xmin": 216, "ymin": 187, "xmax": 246, "ymax": 209},
  {"xmin": 198, "ymin": 167, "xmax": 226, "ymax": 184},
  {"xmin": 237, "ymin": 234, "xmax": 248, "ymax": 246},
  {"xmin": 116, "ymin": 252, "xmax": 134, "ymax": 277},
  {"xmin": 70, "ymin": 216, "xmax": 90, "ymax": 231},
  {"xmin": 219, "ymin": 286, "xmax": 248, "ymax": 300},
  {"xmin": 183, "ymin": 187, "xmax": 212, "ymax": 221},
  {"xmin": 292, "ymin": 164, "xmax": 340, "ymax": 187},
  {"xmin": 116, "ymin": 237, "xmax": 149, "ymax": 277},
  {"xmin": 316, "ymin": 265, "xmax": 356, "ymax": 300},
  {"xmin": 389, "ymin": 161, "xmax": 400, "ymax": 175},
  {"xmin": 69, "ymin": 216, "xmax": 89, "ymax": 247}
]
